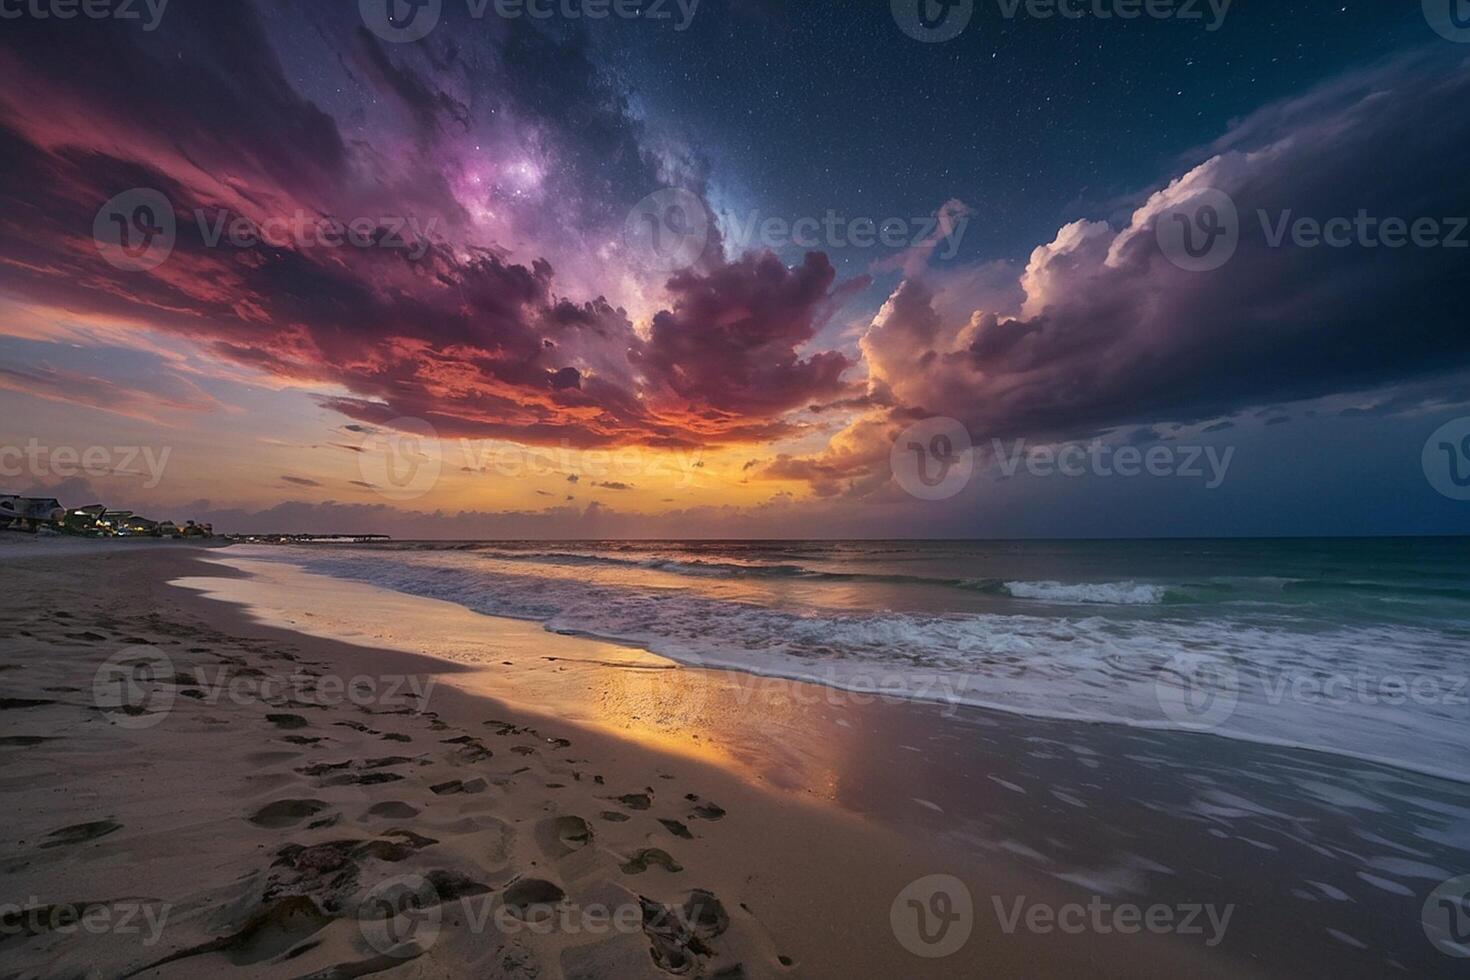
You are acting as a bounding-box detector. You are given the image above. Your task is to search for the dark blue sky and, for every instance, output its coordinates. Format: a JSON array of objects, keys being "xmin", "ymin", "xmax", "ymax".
[{"xmin": 600, "ymin": 1, "xmax": 1429, "ymax": 268}]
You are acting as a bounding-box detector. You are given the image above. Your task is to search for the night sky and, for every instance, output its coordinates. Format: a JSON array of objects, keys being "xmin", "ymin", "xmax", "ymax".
[{"xmin": 0, "ymin": 0, "xmax": 1466, "ymax": 537}]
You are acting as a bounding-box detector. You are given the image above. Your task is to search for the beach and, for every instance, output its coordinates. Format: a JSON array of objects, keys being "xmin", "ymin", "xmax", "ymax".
[{"xmin": 1, "ymin": 541, "xmax": 1466, "ymax": 978}]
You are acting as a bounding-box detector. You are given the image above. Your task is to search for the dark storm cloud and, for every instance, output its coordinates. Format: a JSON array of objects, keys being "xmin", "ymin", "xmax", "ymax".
[
  {"xmin": 827, "ymin": 51, "xmax": 1470, "ymax": 476},
  {"xmin": 636, "ymin": 251, "xmax": 861, "ymax": 419}
]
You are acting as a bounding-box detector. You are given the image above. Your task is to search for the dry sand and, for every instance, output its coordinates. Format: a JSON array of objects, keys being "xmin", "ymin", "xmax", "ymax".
[{"xmin": 0, "ymin": 543, "xmax": 1252, "ymax": 978}]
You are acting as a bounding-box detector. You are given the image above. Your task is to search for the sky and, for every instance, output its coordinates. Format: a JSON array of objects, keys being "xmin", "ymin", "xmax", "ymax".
[{"xmin": 1, "ymin": 0, "xmax": 1468, "ymax": 538}]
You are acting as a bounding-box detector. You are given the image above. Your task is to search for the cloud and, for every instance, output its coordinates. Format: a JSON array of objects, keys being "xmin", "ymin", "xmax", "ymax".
[
  {"xmin": 774, "ymin": 50, "xmax": 1470, "ymax": 490},
  {"xmin": 0, "ymin": 4, "xmax": 858, "ymax": 455}
]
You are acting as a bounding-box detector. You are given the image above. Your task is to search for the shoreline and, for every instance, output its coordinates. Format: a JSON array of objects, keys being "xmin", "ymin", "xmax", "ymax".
[
  {"xmin": 200, "ymin": 541, "xmax": 1470, "ymax": 790},
  {"xmin": 2, "ymin": 544, "xmax": 1463, "ymax": 976}
]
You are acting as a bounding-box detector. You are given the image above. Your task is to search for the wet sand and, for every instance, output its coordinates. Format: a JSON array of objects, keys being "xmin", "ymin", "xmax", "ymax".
[{"xmin": 0, "ymin": 543, "xmax": 1462, "ymax": 977}]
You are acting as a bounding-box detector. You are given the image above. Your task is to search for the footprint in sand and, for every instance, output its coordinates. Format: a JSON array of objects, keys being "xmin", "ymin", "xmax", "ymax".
[
  {"xmin": 641, "ymin": 889, "xmax": 730, "ymax": 973},
  {"xmin": 39, "ymin": 820, "xmax": 122, "ymax": 849},
  {"xmin": 535, "ymin": 815, "xmax": 593, "ymax": 858},
  {"xmin": 0, "ymin": 735, "xmax": 57, "ymax": 746},
  {"xmin": 365, "ymin": 801, "xmax": 419, "ymax": 819},
  {"xmin": 501, "ymin": 878, "xmax": 566, "ymax": 918},
  {"xmin": 620, "ymin": 848, "xmax": 683, "ymax": 874},
  {"xmin": 248, "ymin": 799, "xmax": 329, "ymax": 828},
  {"xmin": 658, "ymin": 819, "xmax": 694, "ymax": 840},
  {"xmin": 599, "ymin": 811, "xmax": 630, "ymax": 823},
  {"xmin": 326, "ymin": 771, "xmax": 403, "ymax": 786},
  {"xmin": 427, "ymin": 869, "xmax": 492, "ymax": 901},
  {"xmin": 132, "ymin": 895, "xmax": 332, "ymax": 971},
  {"xmin": 430, "ymin": 778, "xmax": 488, "ymax": 795},
  {"xmin": 614, "ymin": 793, "xmax": 651, "ymax": 810},
  {"xmin": 0, "ymin": 698, "xmax": 56, "ymax": 710},
  {"xmin": 265, "ymin": 713, "xmax": 309, "ymax": 730}
]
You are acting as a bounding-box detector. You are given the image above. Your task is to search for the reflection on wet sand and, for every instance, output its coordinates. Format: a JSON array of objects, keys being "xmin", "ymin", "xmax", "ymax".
[{"xmin": 176, "ymin": 553, "xmax": 1470, "ymax": 978}]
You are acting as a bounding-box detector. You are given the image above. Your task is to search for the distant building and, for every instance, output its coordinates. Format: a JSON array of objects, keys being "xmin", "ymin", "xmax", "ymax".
[
  {"xmin": 121, "ymin": 516, "xmax": 159, "ymax": 536},
  {"xmin": 0, "ymin": 496, "xmax": 65, "ymax": 530},
  {"xmin": 0, "ymin": 496, "xmax": 215, "ymax": 539},
  {"xmin": 64, "ymin": 504, "xmax": 109, "ymax": 535}
]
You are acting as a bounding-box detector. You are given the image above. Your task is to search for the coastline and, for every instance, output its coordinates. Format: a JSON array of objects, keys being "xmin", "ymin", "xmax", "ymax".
[{"xmin": 1, "ymin": 543, "xmax": 1460, "ymax": 976}]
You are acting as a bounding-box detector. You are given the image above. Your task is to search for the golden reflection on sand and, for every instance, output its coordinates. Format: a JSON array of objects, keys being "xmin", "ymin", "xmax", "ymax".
[{"xmin": 172, "ymin": 555, "xmax": 850, "ymax": 794}]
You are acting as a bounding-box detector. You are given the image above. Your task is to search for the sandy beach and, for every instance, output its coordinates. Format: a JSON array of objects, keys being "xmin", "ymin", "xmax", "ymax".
[{"xmin": 1, "ymin": 542, "xmax": 1465, "ymax": 978}]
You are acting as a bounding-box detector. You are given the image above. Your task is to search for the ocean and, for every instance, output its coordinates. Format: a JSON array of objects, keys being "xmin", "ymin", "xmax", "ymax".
[{"xmin": 232, "ymin": 537, "xmax": 1470, "ymax": 784}]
